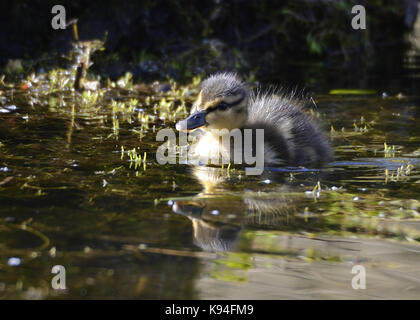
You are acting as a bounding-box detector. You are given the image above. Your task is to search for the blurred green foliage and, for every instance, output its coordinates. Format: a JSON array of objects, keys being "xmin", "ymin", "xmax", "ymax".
[{"xmin": 0, "ymin": 0, "xmax": 409, "ymax": 80}]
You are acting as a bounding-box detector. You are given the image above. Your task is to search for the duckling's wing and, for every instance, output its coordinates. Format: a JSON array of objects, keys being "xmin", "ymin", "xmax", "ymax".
[{"xmin": 248, "ymin": 90, "xmax": 332, "ymax": 165}]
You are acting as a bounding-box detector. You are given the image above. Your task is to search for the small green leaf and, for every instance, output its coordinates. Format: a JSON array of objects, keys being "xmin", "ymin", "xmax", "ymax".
[{"xmin": 329, "ymin": 89, "xmax": 376, "ymax": 95}]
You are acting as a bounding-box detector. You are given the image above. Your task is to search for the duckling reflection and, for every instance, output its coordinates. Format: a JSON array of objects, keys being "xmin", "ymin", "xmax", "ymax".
[
  {"xmin": 172, "ymin": 200, "xmax": 242, "ymax": 252},
  {"xmin": 172, "ymin": 166, "xmax": 301, "ymax": 252}
]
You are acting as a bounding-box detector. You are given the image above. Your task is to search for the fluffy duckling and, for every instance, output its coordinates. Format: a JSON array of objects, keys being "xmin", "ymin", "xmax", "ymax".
[{"xmin": 176, "ymin": 72, "xmax": 332, "ymax": 167}]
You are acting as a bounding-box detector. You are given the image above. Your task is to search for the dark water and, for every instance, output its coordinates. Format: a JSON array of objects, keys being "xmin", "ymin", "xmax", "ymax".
[{"xmin": 1, "ymin": 42, "xmax": 420, "ymax": 299}]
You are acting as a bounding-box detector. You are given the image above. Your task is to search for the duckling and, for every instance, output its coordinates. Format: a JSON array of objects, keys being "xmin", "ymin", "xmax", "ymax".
[{"xmin": 176, "ymin": 72, "xmax": 332, "ymax": 167}]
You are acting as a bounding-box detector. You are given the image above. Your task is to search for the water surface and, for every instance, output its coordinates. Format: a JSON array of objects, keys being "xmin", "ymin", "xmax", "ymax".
[{"xmin": 1, "ymin": 49, "xmax": 420, "ymax": 299}]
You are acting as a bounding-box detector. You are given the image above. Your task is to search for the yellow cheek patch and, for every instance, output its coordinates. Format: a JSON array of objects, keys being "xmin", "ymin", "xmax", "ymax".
[
  {"xmin": 196, "ymin": 91, "xmax": 203, "ymax": 107},
  {"xmin": 205, "ymin": 111, "xmax": 217, "ymax": 123},
  {"xmin": 203, "ymin": 98, "xmax": 222, "ymax": 111}
]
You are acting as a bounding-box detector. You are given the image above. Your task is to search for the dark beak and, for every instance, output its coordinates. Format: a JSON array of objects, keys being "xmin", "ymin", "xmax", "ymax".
[
  {"xmin": 172, "ymin": 200, "xmax": 205, "ymax": 218},
  {"xmin": 176, "ymin": 110, "xmax": 207, "ymax": 132}
]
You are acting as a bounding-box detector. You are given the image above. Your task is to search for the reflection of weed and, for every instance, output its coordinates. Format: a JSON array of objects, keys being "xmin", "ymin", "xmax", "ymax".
[
  {"xmin": 330, "ymin": 115, "xmax": 373, "ymax": 139},
  {"xmin": 14, "ymin": 52, "xmax": 200, "ymax": 148},
  {"xmin": 112, "ymin": 117, "xmax": 119, "ymax": 138},
  {"xmin": 304, "ymin": 181, "xmax": 321, "ymax": 201},
  {"xmin": 317, "ymin": 190, "xmax": 420, "ymax": 241},
  {"xmin": 305, "ymin": 247, "xmax": 341, "ymax": 263},
  {"xmin": 116, "ymin": 72, "xmax": 133, "ymax": 90},
  {"xmin": 243, "ymin": 231, "xmax": 342, "ymax": 263},
  {"xmin": 48, "ymin": 69, "xmax": 72, "ymax": 92},
  {"xmin": 383, "ymin": 142, "xmax": 396, "ymax": 157},
  {"xmin": 81, "ymin": 90, "xmax": 100, "ymax": 107},
  {"xmin": 385, "ymin": 163, "xmax": 414, "ymax": 183},
  {"xmin": 210, "ymin": 252, "xmax": 253, "ymax": 283},
  {"xmin": 123, "ymin": 148, "xmax": 148, "ymax": 171},
  {"xmin": 210, "ymin": 269, "xmax": 247, "ymax": 283}
]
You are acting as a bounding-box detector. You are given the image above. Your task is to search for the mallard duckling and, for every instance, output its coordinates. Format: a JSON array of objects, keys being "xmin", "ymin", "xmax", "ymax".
[{"xmin": 176, "ymin": 72, "xmax": 332, "ymax": 167}]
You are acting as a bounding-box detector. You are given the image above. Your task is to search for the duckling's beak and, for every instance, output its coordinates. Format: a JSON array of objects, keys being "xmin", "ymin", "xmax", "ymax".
[
  {"xmin": 172, "ymin": 200, "xmax": 205, "ymax": 219},
  {"xmin": 176, "ymin": 110, "xmax": 207, "ymax": 132}
]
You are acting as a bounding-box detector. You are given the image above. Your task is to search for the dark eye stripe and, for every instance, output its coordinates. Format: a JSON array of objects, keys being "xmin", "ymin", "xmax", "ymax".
[{"xmin": 206, "ymin": 95, "xmax": 245, "ymax": 113}]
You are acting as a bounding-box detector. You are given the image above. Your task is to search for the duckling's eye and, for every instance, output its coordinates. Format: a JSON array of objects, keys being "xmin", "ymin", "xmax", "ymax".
[{"xmin": 218, "ymin": 102, "xmax": 229, "ymax": 111}]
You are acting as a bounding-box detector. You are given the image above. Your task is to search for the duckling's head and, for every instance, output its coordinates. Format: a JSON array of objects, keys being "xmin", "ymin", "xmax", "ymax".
[{"xmin": 176, "ymin": 73, "xmax": 248, "ymax": 132}]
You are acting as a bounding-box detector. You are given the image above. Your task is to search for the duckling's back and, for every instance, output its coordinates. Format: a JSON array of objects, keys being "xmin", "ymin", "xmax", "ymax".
[{"xmin": 246, "ymin": 90, "xmax": 332, "ymax": 166}]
